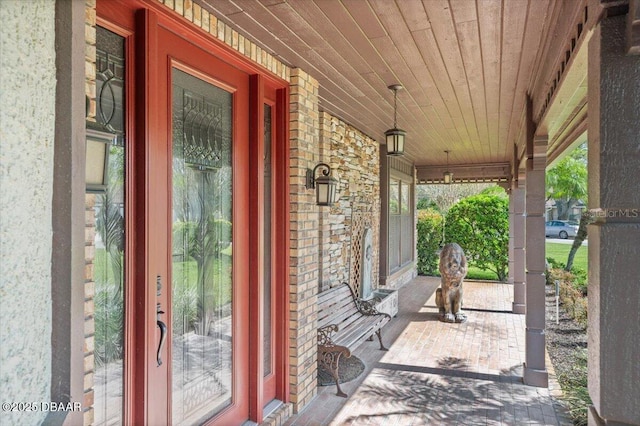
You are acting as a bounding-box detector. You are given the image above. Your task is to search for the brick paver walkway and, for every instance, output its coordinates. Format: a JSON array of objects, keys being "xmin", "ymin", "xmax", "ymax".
[{"xmin": 285, "ymin": 276, "xmax": 571, "ymax": 426}]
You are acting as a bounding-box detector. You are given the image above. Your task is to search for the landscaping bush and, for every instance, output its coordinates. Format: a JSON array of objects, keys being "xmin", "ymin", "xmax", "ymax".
[
  {"xmin": 547, "ymin": 266, "xmax": 588, "ymax": 328},
  {"xmin": 445, "ymin": 194, "xmax": 509, "ymax": 281},
  {"xmin": 416, "ymin": 208, "xmax": 444, "ymax": 276},
  {"xmin": 416, "ymin": 198, "xmax": 440, "ymax": 211},
  {"xmin": 546, "ymin": 255, "xmax": 587, "ymax": 293}
]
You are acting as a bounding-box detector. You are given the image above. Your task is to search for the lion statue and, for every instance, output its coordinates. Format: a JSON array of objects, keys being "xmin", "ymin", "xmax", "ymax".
[{"xmin": 435, "ymin": 243, "xmax": 468, "ymax": 323}]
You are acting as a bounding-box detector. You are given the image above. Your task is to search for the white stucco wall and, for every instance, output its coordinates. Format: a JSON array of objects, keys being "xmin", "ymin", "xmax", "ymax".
[{"xmin": 0, "ymin": 1, "xmax": 56, "ymax": 425}]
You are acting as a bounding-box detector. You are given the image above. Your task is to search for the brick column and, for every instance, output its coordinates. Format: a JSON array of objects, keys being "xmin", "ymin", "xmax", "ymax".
[
  {"xmin": 511, "ymin": 184, "xmax": 526, "ymax": 315},
  {"xmin": 587, "ymin": 13, "xmax": 640, "ymax": 426},
  {"xmin": 288, "ymin": 68, "xmax": 321, "ymax": 412}
]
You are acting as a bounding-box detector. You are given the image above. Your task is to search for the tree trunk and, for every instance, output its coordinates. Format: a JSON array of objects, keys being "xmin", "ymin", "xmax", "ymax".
[{"xmin": 565, "ymin": 212, "xmax": 592, "ymax": 271}]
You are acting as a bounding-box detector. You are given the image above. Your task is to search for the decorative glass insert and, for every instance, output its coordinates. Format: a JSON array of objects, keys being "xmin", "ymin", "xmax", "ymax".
[
  {"xmin": 93, "ymin": 26, "xmax": 126, "ymax": 426},
  {"xmin": 263, "ymin": 104, "xmax": 273, "ymax": 378},
  {"xmin": 177, "ymin": 77, "xmax": 231, "ymax": 170},
  {"xmin": 171, "ymin": 68, "xmax": 233, "ymax": 425},
  {"xmin": 95, "ymin": 27, "xmax": 125, "ymax": 146}
]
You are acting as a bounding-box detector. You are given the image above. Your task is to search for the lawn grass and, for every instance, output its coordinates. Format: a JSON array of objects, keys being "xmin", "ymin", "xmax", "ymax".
[
  {"xmin": 464, "ymin": 241, "xmax": 588, "ymax": 282},
  {"xmin": 466, "ymin": 266, "xmax": 499, "ymax": 281},
  {"xmin": 545, "ymin": 241, "xmax": 588, "ymax": 271}
]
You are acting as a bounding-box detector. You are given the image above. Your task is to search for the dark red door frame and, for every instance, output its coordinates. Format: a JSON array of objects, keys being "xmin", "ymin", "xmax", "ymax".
[
  {"xmin": 248, "ymin": 73, "xmax": 265, "ymax": 421},
  {"xmin": 249, "ymin": 75, "xmax": 291, "ymax": 423},
  {"xmin": 274, "ymin": 86, "xmax": 290, "ymax": 405}
]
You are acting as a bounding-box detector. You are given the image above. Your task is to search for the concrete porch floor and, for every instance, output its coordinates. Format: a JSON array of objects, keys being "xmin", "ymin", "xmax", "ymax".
[{"xmin": 284, "ymin": 276, "xmax": 571, "ymax": 426}]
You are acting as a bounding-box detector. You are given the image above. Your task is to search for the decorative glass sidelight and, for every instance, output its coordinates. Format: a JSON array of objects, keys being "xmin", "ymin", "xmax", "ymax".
[
  {"xmin": 171, "ymin": 68, "xmax": 233, "ymax": 425},
  {"xmin": 92, "ymin": 26, "xmax": 126, "ymax": 426},
  {"xmin": 263, "ymin": 104, "xmax": 273, "ymax": 378}
]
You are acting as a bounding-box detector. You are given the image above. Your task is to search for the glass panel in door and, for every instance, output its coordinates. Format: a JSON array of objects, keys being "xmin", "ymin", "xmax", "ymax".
[
  {"xmin": 171, "ymin": 68, "xmax": 234, "ymax": 425},
  {"xmin": 263, "ymin": 104, "xmax": 273, "ymax": 379}
]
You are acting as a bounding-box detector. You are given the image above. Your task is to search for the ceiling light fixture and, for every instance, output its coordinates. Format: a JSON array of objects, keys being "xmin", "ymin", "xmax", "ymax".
[
  {"xmin": 443, "ymin": 150, "xmax": 453, "ymax": 184},
  {"xmin": 385, "ymin": 84, "xmax": 405, "ymax": 156}
]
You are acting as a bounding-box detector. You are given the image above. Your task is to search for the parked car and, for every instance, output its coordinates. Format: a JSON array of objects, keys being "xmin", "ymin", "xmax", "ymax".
[{"xmin": 545, "ymin": 220, "xmax": 579, "ymax": 239}]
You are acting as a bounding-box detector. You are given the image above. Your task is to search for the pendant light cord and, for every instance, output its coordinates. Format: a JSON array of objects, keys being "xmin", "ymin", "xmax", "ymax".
[{"xmin": 393, "ymin": 88, "xmax": 398, "ymax": 128}]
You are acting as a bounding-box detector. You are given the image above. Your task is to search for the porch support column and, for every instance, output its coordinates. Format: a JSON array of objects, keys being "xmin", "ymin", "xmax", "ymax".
[
  {"xmin": 523, "ymin": 102, "xmax": 548, "ymax": 387},
  {"xmin": 508, "ymin": 182, "xmax": 515, "ymax": 286},
  {"xmin": 511, "ymin": 183, "xmax": 526, "ymax": 314},
  {"xmin": 587, "ymin": 13, "xmax": 640, "ymax": 426}
]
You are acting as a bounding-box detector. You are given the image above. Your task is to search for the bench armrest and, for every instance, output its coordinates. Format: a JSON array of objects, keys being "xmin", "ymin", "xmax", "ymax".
[
  {"xmin": 355, "ymin": 297, "xmax": 384, "ymax": 316},
  {"xmin": 318, "ymin": 324, "xmax": 339, "ymax": 347}
]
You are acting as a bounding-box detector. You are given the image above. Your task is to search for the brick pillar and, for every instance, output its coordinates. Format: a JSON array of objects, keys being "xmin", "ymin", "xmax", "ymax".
[
  {"xmin": 511, "ymin": 184, "xmax": 526, "ymax": 315},
  {"xmin": 587, "ymin": 13, "xmax": 640, "ymax": 426},
  {"xmin": 523, "ymin": 132, "xmax": 548, "ymax": 387},
  {"xmin": 288, "ymin": 68, "xmax": 320, "ymax": 412},
  {"xmin": 84, "ymin": 194, "xmax": 96, "ymax": 425}
]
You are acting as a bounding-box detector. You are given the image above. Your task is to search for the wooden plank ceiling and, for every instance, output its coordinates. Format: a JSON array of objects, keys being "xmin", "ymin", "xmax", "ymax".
[{"xmin": 200, "ymin": 0, "xmax": 576, "ymax": 167}]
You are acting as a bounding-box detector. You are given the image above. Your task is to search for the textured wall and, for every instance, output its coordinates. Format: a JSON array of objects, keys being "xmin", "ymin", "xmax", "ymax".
[
  {"xmin": 0, "ymin": 1, "xmax": 56, "ymax": 425},
  {"xmin": 587, "ymin": 14, "xmax": 640, "ymax": 425},
  {"xmin": 318, "ymin": 113, "xmax": 380, "ymax": 294}
]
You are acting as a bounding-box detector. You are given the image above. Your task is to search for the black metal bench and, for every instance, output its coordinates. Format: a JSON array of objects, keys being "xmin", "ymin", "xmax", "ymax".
[{"xmin": 317, "ymin": 281, "xmax": 391, "ymax": 397}]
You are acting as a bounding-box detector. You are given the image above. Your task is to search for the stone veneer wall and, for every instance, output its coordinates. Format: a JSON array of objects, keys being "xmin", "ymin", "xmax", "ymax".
[
  {"xmin": 0, "ymin": 1, "xmax": 56, "ymax": 425},
  {"xmin": 319, "ymin": 113, "xmax": 380, "ymax": 294}
]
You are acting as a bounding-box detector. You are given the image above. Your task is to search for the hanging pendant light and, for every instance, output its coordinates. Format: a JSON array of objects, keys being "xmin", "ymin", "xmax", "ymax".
[
  {"xmin": 443, "ymin": 150, "xmax": 453, "ymax": 184},
  {"xmin": 385, "ymin": 84, "xmax": 406, "ymax": 156}
]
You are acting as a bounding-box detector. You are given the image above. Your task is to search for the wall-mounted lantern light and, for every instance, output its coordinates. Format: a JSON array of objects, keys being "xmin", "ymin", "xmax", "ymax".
[
  {"xmin": 385, "ymin": 84, "xmax": 406, "ymax": 156},
  {"xmin": 306, "ymin": 163, "xmax": 338, "ymax": 206},
  {"xmin": 86, "ymin": 121, "xmax": 115, "ymax": 194},
  {"xmin": 443, "ymin": 150, "xmax": 453, "ymax": 184}
]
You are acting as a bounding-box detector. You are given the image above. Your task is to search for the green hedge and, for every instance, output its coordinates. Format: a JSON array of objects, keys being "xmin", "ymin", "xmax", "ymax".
[
  {"xmin": 445, "ymin": 194, "xmax": 509, "ymax": 281},
  {"xmin": 416, "ymin": 208, "xmax": 444, "ymax": 275}
]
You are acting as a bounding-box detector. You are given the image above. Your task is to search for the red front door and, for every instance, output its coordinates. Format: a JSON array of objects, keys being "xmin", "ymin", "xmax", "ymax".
[
  {"xmin": 97, "ymin": 1, "xmax": 289, "ymax": 424},
  {"xmin": 148, "ymin": 13, "xmax": 251, "ymax": 426}
]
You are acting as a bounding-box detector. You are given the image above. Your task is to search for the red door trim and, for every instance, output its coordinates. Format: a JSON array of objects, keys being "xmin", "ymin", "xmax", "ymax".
[
  {"xmin": 249, "ymin": 73, "xmax": 266, "ymax": 422},
  {"xmin": 274, "ymin": 86, "xmax": 291, "ymax": 402},
  {"xmin": 133, "ymin": 8, "xmax": 163, "ymax": 426}
]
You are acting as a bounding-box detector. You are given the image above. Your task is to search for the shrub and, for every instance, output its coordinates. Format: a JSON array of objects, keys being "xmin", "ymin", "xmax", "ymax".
[
  {"xmin": 416, "ymin": 208, "xmax": 444, "ymax": 276},
  {"xmin": 548, "ymin": 266, "xmax": 588, "ymax": 328},
  {"xmin": 570, "ymin": 265, "xmax": 588, "ymax": 294},
  {"xmin": 417, "ymin": 198, "xmax": 440, "ymax": 211},
  {"xmin": 445, "ymin": 194, "xmax": 509, "ymax": 281}
]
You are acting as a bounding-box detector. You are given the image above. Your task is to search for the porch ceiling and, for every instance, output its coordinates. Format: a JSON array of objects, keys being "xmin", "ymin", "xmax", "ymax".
[{"xmin": 201, "ymin": 0, "xmax": 587, "ymax": 168}]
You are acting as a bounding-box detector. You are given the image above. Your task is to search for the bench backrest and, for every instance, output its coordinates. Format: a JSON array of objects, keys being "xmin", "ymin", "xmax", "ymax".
[{"xmin": 317, "ymin": 282, "xmax": 360, "ymax": 330}]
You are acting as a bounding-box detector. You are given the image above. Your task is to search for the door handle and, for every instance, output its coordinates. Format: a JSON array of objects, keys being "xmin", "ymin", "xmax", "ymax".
[
  {"xmin": 156, "ymin": 275, "xmax": 167, "ymax": 367},
  {"xmin": 156, "ymin": 308, "xmax": 167, "ymax": 367}
]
